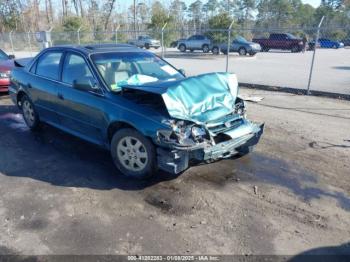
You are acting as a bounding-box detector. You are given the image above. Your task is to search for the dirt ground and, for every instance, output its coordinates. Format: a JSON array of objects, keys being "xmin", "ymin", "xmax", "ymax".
[{"xmin": 0, "ymin": 89, "xmax": 349, "ymax": 258}]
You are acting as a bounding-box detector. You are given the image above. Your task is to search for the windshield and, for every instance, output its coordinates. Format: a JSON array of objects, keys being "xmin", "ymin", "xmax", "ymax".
[
  {"xmin": 91, "ymin": 52, "xmax": 184, "ymax": 91},
  {"xmin": 235, "ymin": 36, "xmax": 248, "ymax": 43},
  {"xmin": 0, "ymin": 50, "xmax": 8, "ymax": 61},
  {"xmin": 286, "ymin": 33, "xmax": 297, "ymax": 39}
]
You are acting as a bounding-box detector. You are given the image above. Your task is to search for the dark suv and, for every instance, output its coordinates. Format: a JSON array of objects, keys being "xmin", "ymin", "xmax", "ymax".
[
  {"xmin": 253, "ymin": 33, "xmax": 304, "ymax": 52},
  {"xmin": 10, "ymin": 44, "xmax": 263, "ymax": 179}
]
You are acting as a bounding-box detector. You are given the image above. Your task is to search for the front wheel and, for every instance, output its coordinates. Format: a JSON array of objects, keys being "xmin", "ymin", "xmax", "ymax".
[
  {"xmin": 212, "ymin": 46, "xmax": 220, "ymax": 55},
  {"xmin": 21, "ymin": 94, "xmax": 40, "ymax": 131},
  {"xmin": 111, "ymin": 128, "xmax": 156, "ymax": 179},
  {"xmin": 145, "ymin": 43, "xmax": 150, "ymax": 49},
  {"xmin": 291, "ymin": 46, "xmax": 300, "ymax": 53}
]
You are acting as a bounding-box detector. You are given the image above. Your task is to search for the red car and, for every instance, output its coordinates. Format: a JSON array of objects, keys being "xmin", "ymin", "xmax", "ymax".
[{"xmin": 0, "ymin": 49, "xmax": 15, "ymax": 93}]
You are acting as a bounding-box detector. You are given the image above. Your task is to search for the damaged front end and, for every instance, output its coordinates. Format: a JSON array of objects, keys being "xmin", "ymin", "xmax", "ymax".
[
  {"xmin": 152, "ymin": 72, "xmax": 264, "ymax": 174},
  {"xmin": 120, "ymin": 72, "xmax": 263, "ymax": 174},
  {"xmin": 156, "ymin": 102, "xmax": 264, "ymax": 174}
]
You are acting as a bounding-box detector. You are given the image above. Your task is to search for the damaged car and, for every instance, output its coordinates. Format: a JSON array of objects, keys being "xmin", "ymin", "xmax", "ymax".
[{"xmin": 9, "ymin": 44, "xmax": 264, "ymax": 179}]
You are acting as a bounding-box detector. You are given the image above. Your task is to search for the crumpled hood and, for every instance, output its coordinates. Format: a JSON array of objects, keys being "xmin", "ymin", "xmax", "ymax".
[{"xmin": 122, "ymin": 72, "xmax": 239, "ymax": 124}]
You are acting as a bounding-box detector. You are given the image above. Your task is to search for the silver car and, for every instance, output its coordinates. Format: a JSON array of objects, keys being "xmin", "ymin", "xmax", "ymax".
[
  {"xmin": 212, "ymin": 36, "xmax": 261, "ymax": 56},
  {"xmin": 177, "ymin": 35, "xmax": 212, "ymax": 53}
]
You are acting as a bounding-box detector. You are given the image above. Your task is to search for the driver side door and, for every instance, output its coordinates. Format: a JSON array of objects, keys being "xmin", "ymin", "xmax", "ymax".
[{"xmin": 56, "ymin": 52, "xmax": 107, "ymax": 145}]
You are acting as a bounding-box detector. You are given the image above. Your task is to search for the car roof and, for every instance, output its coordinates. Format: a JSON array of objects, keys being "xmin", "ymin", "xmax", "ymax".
[{"xmin": 43, "ymin": 44, "xmax": 147, "ymax": 55}]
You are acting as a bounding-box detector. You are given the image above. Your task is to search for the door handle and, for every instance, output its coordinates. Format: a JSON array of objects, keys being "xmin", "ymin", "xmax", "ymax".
[{"xmin": 57, "ymin": 93, "xmax": 64, "ymax": 100}]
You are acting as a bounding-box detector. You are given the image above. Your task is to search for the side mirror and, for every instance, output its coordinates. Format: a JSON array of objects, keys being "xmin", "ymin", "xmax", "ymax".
[
  {"xmin": 8, "ymin": 54, "xmax": 15, "ymax": 59},
  {"xmin": 178, "ymin": 69, "xmax": 186, "ymax": 76},
  {"xmin": 73, "ymin": 77, "xmax": 96, "ymax": 92}
]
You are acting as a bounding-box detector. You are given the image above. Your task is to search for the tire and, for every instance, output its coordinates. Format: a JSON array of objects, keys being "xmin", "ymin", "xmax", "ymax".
[
  {"xmin": 261, "ymin": 46, "xmax": 269, "ymax": 52},
  {"xmin": 291, "ymin": 46, "xmax": 299, "ymax": 53},
  {"xmin": 249, "ymin": 51, "xmax": 256, "ymax": 56},
  {"xmin": 179, "ymin": 44, "xmax": 186, "ymax": 52},
  {"xmin": 21, "ymin": 94, "xmax": 40, "ymax": 131},
  {"xmin": 212, "ymin": 46, "xmax": 220, "ymax": 55},
  {"xmin": 145, "ymin": 43, "xmax": 150, "ymax": 49},
  {"xmin": 202, "ymin": 44, "xmax": 209, "ymax": 53},
  {"xmin": 222, "ymin": 50, "xmax": 228, "ymax": 55},
  {"xmin": 190, "ymin": 49, "xmax": 194, "ymax": 52},
  {"xmin": 110, "ymin": 128, "xmax": 156, "ymax": 179},
  {"xmin": 238, "ymin": 47, "xmax": 247, "ymax": 56}
]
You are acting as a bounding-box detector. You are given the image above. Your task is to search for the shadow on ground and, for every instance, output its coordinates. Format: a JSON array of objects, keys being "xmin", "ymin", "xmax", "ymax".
[{"xmin": 0, "ymin": 103, "xmax": 350, "ymax": 211}]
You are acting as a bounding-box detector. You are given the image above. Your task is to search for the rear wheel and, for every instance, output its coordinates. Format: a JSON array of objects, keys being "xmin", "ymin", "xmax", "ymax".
[
  {"xmin": 111, "ymin": 128, "xmax": 156, "ymax": 179},
  {"xmin": 202, "ymin": 44, "xmax": 209, "ymax": 53},
  {"xmin": 179, "ymin": 44, "xmax": 186, "ymax": 52},
  {"xmin": 145, "ymin": 43, "xmax": 150, "ymax": 49},
  {"xmin": 21, "ymin": 94, "xmax": 40, "ymax": 131},
  {"xmin": 249, "ymin": 51, "xmax": 256, "ymax": 56},
  {"xmin": 238, "ymin": 47, "xmax": 247, "ymax": 56}
]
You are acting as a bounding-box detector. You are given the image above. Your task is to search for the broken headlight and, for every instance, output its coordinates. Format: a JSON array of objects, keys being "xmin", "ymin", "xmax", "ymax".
[
  {"xmin": 158, "ymin": 120, "xmax": 209, "ymax": 146},
  {"xmin": 234, "ymin": 97, "xmax": 246, "ymax": 117}
]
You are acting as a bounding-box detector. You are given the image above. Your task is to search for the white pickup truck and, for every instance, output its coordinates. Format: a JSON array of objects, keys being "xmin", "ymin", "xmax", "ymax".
[{"xmin": 128, "ymin": 36, "xmax": 161, "ymax": 49}]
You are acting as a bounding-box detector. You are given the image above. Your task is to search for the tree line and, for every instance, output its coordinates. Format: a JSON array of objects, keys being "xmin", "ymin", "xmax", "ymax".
[{"xmin": 0, "ymin": 0, "xmax": 349, "ymax": 40}]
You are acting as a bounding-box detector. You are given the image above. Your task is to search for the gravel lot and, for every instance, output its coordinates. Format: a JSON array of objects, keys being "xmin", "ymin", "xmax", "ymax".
[{"xmin": 0, "ymin": 89, "xmax": 349, "ymax": 258}]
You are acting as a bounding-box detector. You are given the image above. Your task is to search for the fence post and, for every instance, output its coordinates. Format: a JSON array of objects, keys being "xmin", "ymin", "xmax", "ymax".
[
  {"xmin": 161, "ymin": 22, "xmax": 168, "ymax": 59},
  {"xmin": 77, "ymin": 26, "xmax": 82, "ymax": 45},
  {"xmin": 306, "ymin": 16, "xmax": 325, "ymax": 95},
  {"xmin": 115, "ymin": 24, "xmax": 120, "ymax": 44},
  {"xmin": 9, "ymin": 30, "xmax": 14, "ymax": 55},
  {"xmin": 226, "ymin": 20, "xmax": 235, "ymax": 72},
  {"xmin": 27, "ymin": 31, "xmax": 33, "ymax": 57}
]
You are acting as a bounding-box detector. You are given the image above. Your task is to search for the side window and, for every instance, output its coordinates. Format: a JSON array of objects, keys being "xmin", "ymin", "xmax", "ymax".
[
  {"xmin": 198, "ymin": 35, "xmax": 205, "ymax": 40},
  {"xmin": 36, "ymin": 52, "xmax": 63, "ymax": 80},
  {"xmin": 188, "ymin": 36, "xmax": 195, "ymax": 40},
  {"xmin": 62, "ymin": 53, "xmax": 92, "ymax": 85}
]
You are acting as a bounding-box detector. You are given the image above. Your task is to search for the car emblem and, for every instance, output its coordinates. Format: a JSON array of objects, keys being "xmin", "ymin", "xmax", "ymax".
[{"xmin": 224, "ymin": 121, "xmax": 232, "ymax": 128}]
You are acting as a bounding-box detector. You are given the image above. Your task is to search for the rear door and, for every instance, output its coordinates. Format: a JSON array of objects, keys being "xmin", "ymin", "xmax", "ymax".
[
  {"xmin": 186, "ymin": 35, "xmax": 196, "ymax": 49},
  {"xmin": 27, "ymin": 51, "xmax": 64, "ymax": 124},
  {"xmin": 56, "ymin": 52, "xmax": 107, "ymax": 145}
]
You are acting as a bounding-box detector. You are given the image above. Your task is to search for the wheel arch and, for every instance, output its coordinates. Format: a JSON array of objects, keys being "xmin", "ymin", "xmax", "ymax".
[
  {"xmin": 16, "ymin": 90, "xmax": 28, "ymax": 108},
  {"xmin": 107, "ymin": 121, "xmax": 137, "ymax": 143}
]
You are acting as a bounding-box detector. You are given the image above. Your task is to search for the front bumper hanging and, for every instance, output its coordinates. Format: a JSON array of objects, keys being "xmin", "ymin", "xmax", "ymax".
[{"xmin": 157, "ymin": 123, "xmax": 264, "ymax": 174}]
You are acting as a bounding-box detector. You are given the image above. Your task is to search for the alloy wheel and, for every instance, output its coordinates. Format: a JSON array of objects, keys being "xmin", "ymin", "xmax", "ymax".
[{"xmin": 116, "ymin": 136, "xmax": 148, "ymax": 172}]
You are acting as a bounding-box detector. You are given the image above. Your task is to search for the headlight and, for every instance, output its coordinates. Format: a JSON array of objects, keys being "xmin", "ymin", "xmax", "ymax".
[
  {"xmin": 235, "ymin": 98, "xmax": 246, "ymax": 117},
  {"xmin": 158, "ymin": 120, "xmax": 208, "ymax": 146},
  {"xmin": 0, "ymin": 71, "xmax": 10, "ymax": 78}
]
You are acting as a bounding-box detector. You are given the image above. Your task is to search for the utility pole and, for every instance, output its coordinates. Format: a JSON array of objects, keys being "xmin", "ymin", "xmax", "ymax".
[{"xmin": 133, "ymin": 0, "xmax": 137, "ymax": 38}]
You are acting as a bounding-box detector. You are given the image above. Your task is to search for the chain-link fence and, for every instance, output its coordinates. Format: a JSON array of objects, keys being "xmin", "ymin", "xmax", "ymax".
[{"xmin": 1, "ymin": 24, "xmax": 349, "ymax": 95}]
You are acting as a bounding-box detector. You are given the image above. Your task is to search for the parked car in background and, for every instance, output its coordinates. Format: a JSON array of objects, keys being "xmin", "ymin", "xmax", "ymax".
[
  {"xmin": 253, "ymin": 33, "xmax": 304, "ymax": 53},
  {"xmin": 0, "ymin": 49, "xmax": 15, "ymax": 93},
  {"xmin": 170, "ymin": 38, "xmax": 185, "ymax": 48},
  {"xmin": 212, "ymin": 36, "xmax": 261, "ymax": 56},
  {"xmin": 10, "ymin": 44, "xmax": 263, "ymax": 179},
  {"xmin": 342, "ymin": 39, "xmax": 350, "ymax": 47},
  {"xmin": 177, "ymin": 35, "xmax": 212, "ymax": 53},
  {"xmin": 316, "ymin": 38, "xmax": 344, "ymax": 49},
  {"xmin": 128, "ymin": 35, "xmax": 160, "ymax": 49}
]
